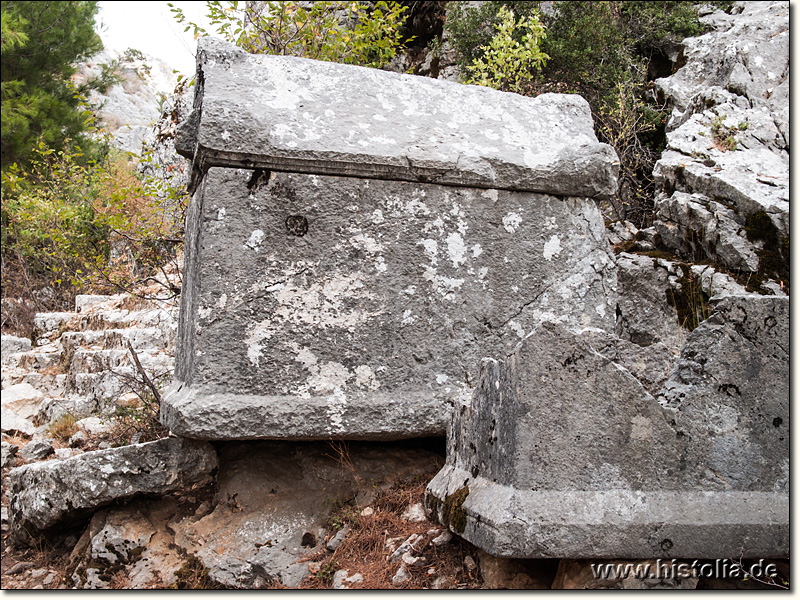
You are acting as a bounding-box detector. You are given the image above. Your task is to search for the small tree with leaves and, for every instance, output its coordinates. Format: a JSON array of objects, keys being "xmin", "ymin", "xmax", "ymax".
[{"xmin": 170, "ymin": 1, "xmax": 410, "ymax": 68}]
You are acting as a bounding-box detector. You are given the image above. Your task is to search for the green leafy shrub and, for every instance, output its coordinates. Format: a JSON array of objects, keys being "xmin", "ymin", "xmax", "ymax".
[
  {"xmin": 465, "ymin": 5, "xmax": 548, "ymax": 94},
  {"xmin": 445, "ymin": 1, "xmax": 729, "ymax": 226},
  {"xmin": 1, "ymin": 139, "xmax": 186, "ymax": 332},
  {"xmin": 169, "ymin": 1, "xmax": 410, "ymax": 69}
]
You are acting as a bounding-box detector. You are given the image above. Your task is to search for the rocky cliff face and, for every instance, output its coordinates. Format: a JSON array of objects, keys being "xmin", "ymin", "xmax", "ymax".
[
  {"xmin": 651, "ymin": 1, "xmax": 788, "ymax": 293},
  {"xmin": 74, "ymin": 48, "xmax": 179, "ymax": 154}
]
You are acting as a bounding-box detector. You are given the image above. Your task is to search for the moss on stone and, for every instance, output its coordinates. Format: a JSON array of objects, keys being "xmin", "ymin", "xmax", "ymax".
[{"xmin": 442, "ymin": 486, "xmax": 470, "ymax": 534}]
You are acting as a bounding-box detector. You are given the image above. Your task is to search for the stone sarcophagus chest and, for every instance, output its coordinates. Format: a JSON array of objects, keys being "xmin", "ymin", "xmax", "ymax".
[{"xmin": 162, "ymin": 38, "xmax": 619, "ymax": 440}]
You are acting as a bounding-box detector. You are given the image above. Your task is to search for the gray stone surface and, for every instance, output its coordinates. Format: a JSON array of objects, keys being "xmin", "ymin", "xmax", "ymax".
[
  {"xmin": 163, "ymin": 168, "xmax": 616, "ymax": 440},
  {"xmin": 2, "ymin": 335, "xmax": 31, "ymax": 365},
  {"xmin": 613, "ymin": 252, "xmax": 686, "ymax": 352},
  {"xmin": 657, "ymin": 295, "xmax": 789, "ymax": 491},
  {"xmin": 171, "ymin": 441, "xmax": 443, "ymax": 588},
  {"xmin": 178, "ymin": 38, "xmax": 618, "ymax": 199},
  {"xmin": 19, "ymin": 439, "xmax": 54, "ymax": 461},
  {"xmin": 7, "ymin": 437, "xmax": 218, "ymax": 543},
  {"xmin": 652, "ymin": 1, "xmax": 788, "ymax": 276},
  {"xmin": 426, "ymin": 297, "xmax": 788, "ymax": 558},
  {"xmin": 1, "ymin": 441, "xmax": 19, "ymax": 468}
]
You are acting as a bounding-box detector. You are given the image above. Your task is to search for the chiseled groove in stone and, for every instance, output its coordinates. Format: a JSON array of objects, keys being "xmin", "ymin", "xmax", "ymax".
[{"xmin": 427, "ymin": 465, "xmax": 789, "ymax": 560}]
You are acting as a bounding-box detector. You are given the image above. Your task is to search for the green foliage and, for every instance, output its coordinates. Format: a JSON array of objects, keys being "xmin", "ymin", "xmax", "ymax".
[
  {"xmin": 169, "ymin": 1, "xmax": 410, "ymax": 69},
  {"xmin": 324, "ymin": 497, "xmax": 359, "ymax": 531},
  {"xmin": 444, "ymin": 1, "xmax": 540, "ymax": 69},
  {"xmin": 1, "ymin": 140, "xmax": 186, "ymax": 313},
  {"xmin": 618, "ymin": 1, "xmax": 706, "ymax": 60},
  {"xmin": 465, "ymin": 6, "xmax": 548, "ymax": 94},
  {"xmin": 595, "ymin": 81, "xmax": 663, "ymax": 222},
  {"xmin": 540, "ymin": 1, "xmax": 634, "ymax": 101},
  {"xmin": 1, "ymin": 1, "xmax": 112, "ymax": 168},
  {"xmin": 445, "ymin": 1, "xmax": 722, "ymax": 226},
  {"xmin": 314, "ymin": 560, "xmax": 339, "ymax": 583},
  {"xmin": 710, "ymin": 115, "xmax": 741, "ymax": 152}
]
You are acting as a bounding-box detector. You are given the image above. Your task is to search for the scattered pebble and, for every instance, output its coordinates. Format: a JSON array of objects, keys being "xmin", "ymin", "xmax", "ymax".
[
  {"xmin": 464, "ymin": 555, "xmax": 477, "ymax": 571},
  {"xmin": 7, "ymin": 561, "xmax": 35, "ymax": 575},
  {"xmin": 392, "ymin": 565, "xmax": 409, "ymax": 585},
  {"xmin": 432, "ymin": 530, "xmax": 452, "ymax": 546},
  {"xmin": 400, "ymin": 502, "xmax": 427, "ymax": 523},
  {"xmin": 327, "ymin": 524, "xmax": 350, "ymax": 551},
  {"xmin": 401, "ymin": 552, "xmax": 425, "ymax": 566},
  {"xmin": 360, "ymin": 507, "xmax": 374, "ymax": 517},
  {"xmin": 389, "ymin": 533, "xmax": 423, "ymax": 563}
]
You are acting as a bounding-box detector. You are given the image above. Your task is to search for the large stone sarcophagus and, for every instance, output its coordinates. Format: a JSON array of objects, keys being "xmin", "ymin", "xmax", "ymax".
[{"xmin": 161, "ymin": 38, "xmax": 619, "ymax": 440}]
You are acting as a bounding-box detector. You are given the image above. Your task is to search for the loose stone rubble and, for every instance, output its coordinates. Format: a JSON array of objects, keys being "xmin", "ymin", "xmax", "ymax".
[
  {"xmin": 425, "ymin": 295, "xmax": 788, "ymax": 559},
  {"xmin": 163, "ymin": 37, "xmax": 620, "ymax": 441}
]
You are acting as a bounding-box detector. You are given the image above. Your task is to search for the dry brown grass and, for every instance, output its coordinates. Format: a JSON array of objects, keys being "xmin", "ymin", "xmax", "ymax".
[
  {"xmin": 47, "ymin": 413, "xmax": 80, "ymax": 442},
  {"xmin": 298, "ymin": 473, "xmax": 483, "ymax": 590}
]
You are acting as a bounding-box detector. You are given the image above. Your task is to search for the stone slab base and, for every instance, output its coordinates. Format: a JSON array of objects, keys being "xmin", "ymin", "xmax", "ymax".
[
  {"xmin": 162, "ymin": 383, "xmax": 449, "ymax": 440},
  {"xmin": 425, "ymin": 465, "xmax": 789, "ymax": 559}
]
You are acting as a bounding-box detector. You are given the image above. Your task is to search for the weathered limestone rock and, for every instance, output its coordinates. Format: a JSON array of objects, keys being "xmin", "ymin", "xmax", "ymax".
[
  {"xmin": 67, "ymin": 498, "xmax": 187, "ymax": 589},
  {"xmin": 1, "ymin": 407, "xmax": 35, "ymax": 437},
  {"xmin": 652, "ymin": 1, "xmax": 788, "ymax": 283},
  {"xmin": 1, "ymin": 441, "xmax": 20, "ymax": 468},
  {"xmin": 171, "ymin": 441, "xmax": 442, "ymax": 588},
  {"xmin": 7, "ymin": 436, "xmax": 218, "ymax": 544},
  {"xmin": 1, "ymin": 334, "xmax": 31, "ymax": 366},
  {"xmin": 426, "ymin": 295, "xmax": 788, "ymax": 559},
  {"xmin": 658, "ymin": 295, "xmax": 789, "ymax": 491},
  {"xmin": 20, "ymin": 439, "xmax": 54, "ymax": 461},
  {"xmin": 178, "ymin": 38, "xmax": 618, "ymax": 198},
  {"xmin": 1, "ymin": 382, "xmax": 44, "ymax": 421}
]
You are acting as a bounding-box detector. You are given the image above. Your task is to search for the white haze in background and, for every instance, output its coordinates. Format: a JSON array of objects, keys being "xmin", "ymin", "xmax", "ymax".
[{"xmin": 95, "ymin": 1, "xmax": 216, "ymax": 79}]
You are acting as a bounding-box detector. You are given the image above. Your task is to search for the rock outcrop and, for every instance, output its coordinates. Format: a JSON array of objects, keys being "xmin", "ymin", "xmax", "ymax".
[
  {"xmin": 7, "ymin": 436, "xmax": 218, "ymax": 543},
  {"xmin": 652, "ymin": 1, "xmax": 788, "ymax": 290},
  {"xmin": 74, "ymin": 48, "xmax": 179, "ymax": 154}
]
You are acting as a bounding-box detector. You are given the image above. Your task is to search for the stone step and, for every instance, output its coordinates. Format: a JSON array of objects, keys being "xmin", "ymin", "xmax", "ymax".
[
  {"xmin": 60, "ymin": 327, "xmax": 169, "ymax": 355},
  {"xmin": 0, "ymin": 372, "xmax": 66, "ymax": 399},
  {"xmin": 64, "ymin": 350, "xmax": 174, "ymax": 400},
  {"xmin": 3, "ymin": 347, "xmax": 63, "ymax": 372}
]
